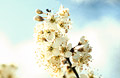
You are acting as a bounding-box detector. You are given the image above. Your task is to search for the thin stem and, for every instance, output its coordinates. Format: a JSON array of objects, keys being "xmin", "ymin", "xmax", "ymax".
[
  {"xmin": 72, "ymin": 67, "xmax": 79, "ymax": 78},
  {"xmin": 66, "ymin": 58, "xmax": 79, "ymax": 78},
  {"xmin": 66, "ymin": 58, "xmax": 72, "ymax": 67}
]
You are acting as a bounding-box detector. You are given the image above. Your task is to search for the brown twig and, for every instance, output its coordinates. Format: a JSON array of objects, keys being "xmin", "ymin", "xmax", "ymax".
[{"xmin": 66, "ymin": 58, "xmax": 79, "ymax": 78}]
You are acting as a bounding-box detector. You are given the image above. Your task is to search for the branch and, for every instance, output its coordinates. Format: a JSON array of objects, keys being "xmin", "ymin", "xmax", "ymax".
[{"xmin": 66, "ymin": 58, "xmax": 79, "ymax": 78}]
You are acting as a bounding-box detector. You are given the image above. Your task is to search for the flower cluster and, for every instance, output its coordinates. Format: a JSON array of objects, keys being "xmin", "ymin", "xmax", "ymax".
[
  {"xmin": 33, "ymin": 5, "xmax": 101, "ymax": 78},
  {"xmin": 0, "ymin": 64, "xmax": 17, "ymax": 78}
]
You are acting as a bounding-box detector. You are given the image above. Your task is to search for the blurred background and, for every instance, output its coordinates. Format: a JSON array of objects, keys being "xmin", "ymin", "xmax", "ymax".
[{"xmin": 0, "ymin": 0, "xmax": 120, "ymax": 78}]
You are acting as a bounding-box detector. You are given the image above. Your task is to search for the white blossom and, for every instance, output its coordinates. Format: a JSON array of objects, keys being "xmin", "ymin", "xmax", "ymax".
[
  {"xmin": 0, "ymin": 64, "xmax": 17, "ymax": 78},
  {"xmin": 33, "ymin": 5, "xmax": 101, "ymax": 78}
]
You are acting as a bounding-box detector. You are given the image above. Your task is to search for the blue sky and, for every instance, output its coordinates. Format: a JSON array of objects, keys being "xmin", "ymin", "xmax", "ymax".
[
  {"xmin": 0, "ymin": 0, "xmax": 120, "ymax": 78},
  {"xmin": 0, "ymin": 0, "xmax": 60, "ymax": 44}
]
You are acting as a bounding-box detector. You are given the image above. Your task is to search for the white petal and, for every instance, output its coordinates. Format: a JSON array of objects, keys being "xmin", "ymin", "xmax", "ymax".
[
  {"xmin": 65, "ymin": 51, "xmax": 72, "ymax": 57},
  {"xmin": 59, "ymin": 4, "xmax": 64, "ymax": 10},
  {"xmin": 80, "ymin": 74, "xmax": 88, "ymax": 78},
  {"xmin": 68, "ymin": 43, "xmax": 72, "ymax": 50},
  {"xmin": 53, "ymin": 49, "xmax": 60, "ymax": 56}
]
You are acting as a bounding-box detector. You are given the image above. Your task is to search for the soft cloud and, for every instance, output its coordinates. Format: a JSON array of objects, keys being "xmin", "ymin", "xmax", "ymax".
[
  {"xmin": 14, "ymin": 40, "xmax": 51, "ymax": 78},
  {"xmin": 71, "ymin": 0, "xmax": 120, "ymax": 4},
  {"xmin": 106, "ymin": 0, "xmax": 120, "ymax": 5},
  {"xmin": 0, "ymin": 32, "xmax": 14, "ymax": 63},
  {"xmin": 71, "ymin": 0, "xmax": 94, "ymax": 4},
  {"xmin": 0, "ymin": 33, "xmax": 50, "ymax": 78}
]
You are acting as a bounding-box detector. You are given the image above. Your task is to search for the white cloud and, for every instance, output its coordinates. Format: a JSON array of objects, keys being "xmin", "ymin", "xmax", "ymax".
[
  {"xmin": 14, "ymin": 40, "xmax": 51, "ymax": 78},
  {"xmin": 71, "ymin": 0, "xmax": 120, "ymax": 4},
  {"xmin": 0, "ymin": 33, "xmax": 50, "ymax": 78},
  {"xmin": 0, "ymin": 32, "xmax": 14, "ymax": 63},
  {"xmin": 106, "ymin": 0, "xmax": 120, "ymax": 4},
  {"xmin": 71, "ymin": 0, "xmax": 94, "ymax": 4}
]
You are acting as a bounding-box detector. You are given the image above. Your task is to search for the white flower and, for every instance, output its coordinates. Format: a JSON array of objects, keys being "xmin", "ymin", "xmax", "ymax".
[
  {"xmin": 59, "ymin": 43, "xmax": 72, "ymax": 57},
  {"xmin": 83, "ymin": 43, "xmax": 92, "ymax": 53},
  {"xmin": 46, "ymin": 43, "xmax": 60, "ymax": 57},
  {"xmin": 80, "ymin": 36, "xmax": 88, "ymax": 45},
  {"xmin": 58, "ymin": 5, "xmax": 70, "ymax": 17},
  {"xmin": 57, "ymin": 21, "xmax": 69, "ymax": 33},
  {"xmin": 33, "ymin": 5, "xmax": 95, "ymax": 78},
  {"xmin": 70, "ymin": 52, "xmax": 80, "ymax": 67},
  {"xmin": 44, "ymin": 29, "xmax": 55, "ymax": 41},
  {"xmin": 86, "ymin": 69, "xmax": 102, "ymax": 78},
  {"xmin": 53, "ymin": 38, "xmax": 63, "ymax": 47},
  {"xmin": 54, "ymin": 31, "xmax": 62, "ymax": 38},
  {"xmin": 0, "ymin": 64, "xmax": 17, "ymax": 78}
]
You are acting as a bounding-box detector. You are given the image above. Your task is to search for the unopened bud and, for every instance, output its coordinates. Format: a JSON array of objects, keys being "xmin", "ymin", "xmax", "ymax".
[
  {"xmin": 33, "ymin": 15, "xmax": 44, "ymax": 21},
  {"xmin": 35, "ymin": 9, "xmax": 43, "ymax": 14},
  {"xmin": 46, "ymin": 9, "xmax": 51, "ymax": 12},
  {"xmin": 78, "ymin": 42, "xmax": 82, "ymax": 45}
]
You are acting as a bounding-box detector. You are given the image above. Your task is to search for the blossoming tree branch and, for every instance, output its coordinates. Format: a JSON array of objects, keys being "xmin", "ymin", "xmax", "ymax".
[{"xmin": 33, "ymin": 5, "xmax": 102, "ymax": 78}]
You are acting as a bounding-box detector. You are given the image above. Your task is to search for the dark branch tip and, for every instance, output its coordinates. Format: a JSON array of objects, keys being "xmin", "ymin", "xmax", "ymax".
[{"xmin": 46, "ymin": 9, "xmax": 51, "ymax": 12}]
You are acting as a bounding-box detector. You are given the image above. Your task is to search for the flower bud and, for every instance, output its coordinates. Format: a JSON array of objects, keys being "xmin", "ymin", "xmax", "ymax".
[
  {"xmin": 35, "ymin": 9, "xmax": 43, "ymax": 14},
  {"xmin": 46, "ymin": 9, "xmax": 51, "ymax": 12},
  {"xmin": 33, "ymin": 15, "xmax": 44, "ymax": 21}
]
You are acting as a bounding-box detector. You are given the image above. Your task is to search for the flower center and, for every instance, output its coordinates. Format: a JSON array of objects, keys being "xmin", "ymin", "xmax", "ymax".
[
  {"xmin": 61, "ymin": 47, "xmax": 67, "ymax": 53},
  {"xmin": 80, "ymin": 58, "xmax": 83, "ymax": 63},
  {"xmin": 50, "ymin": 16, "xmax": 55, "ymax": 23},
  {"xmin": 48, "ymin": 46, "xmax": 54, "ymax": 52}
]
